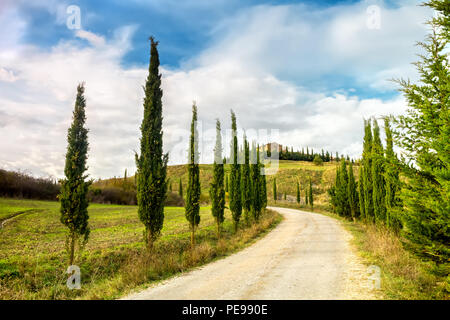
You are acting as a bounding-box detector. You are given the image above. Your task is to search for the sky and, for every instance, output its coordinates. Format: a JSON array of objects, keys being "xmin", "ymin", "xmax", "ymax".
[{"xmin": 0, "ymin": 0, "xmax": 434, "ymax": 179}]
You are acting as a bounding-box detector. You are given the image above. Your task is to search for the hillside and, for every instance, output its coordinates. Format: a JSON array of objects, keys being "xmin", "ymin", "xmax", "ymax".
[{"xmin": 93, "ymin": 160, "xmax": 341, "ymax": 208}]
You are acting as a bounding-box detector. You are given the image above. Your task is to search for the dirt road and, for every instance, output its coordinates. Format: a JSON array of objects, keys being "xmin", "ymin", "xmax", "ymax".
[{"xmin": 123, "ymin": 207, "xmax": 377, "ymax": 300}]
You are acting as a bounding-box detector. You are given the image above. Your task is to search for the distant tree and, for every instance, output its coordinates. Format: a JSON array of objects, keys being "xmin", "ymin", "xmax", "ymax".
[
  {"xmin": 179, "ymin": 177, "xmax": 183, "ymax": 198},
  {"xmin": 284, "ymin": 192, "xmax": 287, "ymax": 200},
  {"xmin": 393, "ymin": 0, "xmax": 449, "ymax": 264},
  {"xmin": 313, "ymin": 155, "xmax": 323, "ymax": 166},
  {"xmin": 229, "ymin": 110, "xmax": 242, "ymax": 231},
  {"xmin": 261, "ymin": 161, "xmax": 267, "ymax": 209},
  {"xmin": 296, "ymin": 181, "xmax": 300, "ymax": 204},
  {"xmin": 185, "ymin": 103, "xmax": 201, "ymax": 246},
  {"xmin": 251, "ymin": 143, "xmax": 262, "ymax": 221},
  {"xmin": 336, "ymin": 159, "xmax": 349, "ymax": 217},
  {"xmin": 210, "ymin": 119, "xmax": 225, "ymax": 238},
  {"xmin": 135, "ymin": 37, "xmax": 168, "ymax": 250},
  {"xmin": 308, "ymin": 178, "xmax": 313, "ymax": 210},
  {"xmin": 59, "ymin": 83, "xmax": 91, "ymax": 265},
  {"xmin": 242, "ymin": 135, "xmax": 252, "ymax": 225},
  {"xmin": 273, "ymin": 178, "xmax": 277, "ymax": 202},
  {"xmin": 305, "ymin": 183, "xmax": 308, "ymax": 205}
]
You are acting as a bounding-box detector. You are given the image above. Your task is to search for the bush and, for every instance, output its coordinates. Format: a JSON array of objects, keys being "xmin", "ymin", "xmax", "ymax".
[
  {"xmin": 0, "ymin": 169, "xmax": 60, "ymax": 200},
  {"xmin": 88, "ymin": 187, "xmax": 137, "ymax": 205},
  {"xmin": 165, "ymin": 192, "xmax": 184, "ymax": 207},
  {"xmin": 313, "ymin": 155, "xmax": 323, "ymax": 166}
]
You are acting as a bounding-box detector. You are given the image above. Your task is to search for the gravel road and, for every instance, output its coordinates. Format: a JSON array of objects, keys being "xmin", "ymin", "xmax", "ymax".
[{"xmin": 123, "ymin": 207, "xmax": 377, "ymax": 300}]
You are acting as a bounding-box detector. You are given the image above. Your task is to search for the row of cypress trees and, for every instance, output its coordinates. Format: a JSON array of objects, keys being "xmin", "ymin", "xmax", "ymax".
[
  {"xmin": 329, "ymin": 0, "xmax": 449, "ymax": 266},
  {"xmin": 273, "ymin": 179, "xmax": 314, "ymax": 209}
]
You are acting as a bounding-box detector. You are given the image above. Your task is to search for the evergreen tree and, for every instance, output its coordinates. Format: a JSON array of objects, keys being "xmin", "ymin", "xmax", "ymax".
[
  {"xmin": 296, "ymin": 181, "xmax": 300, "ymax": 204},
  {"xmin": 210, "ymin": 119, "xmax": 225, "ymax": 238},
  {"xmin": 179, "ymin": 177, "xmax": 183, "ymax": 197},
  {"xmin": 185, "ymin": 103, "xmax": 201, "ymax": 246},
  {"xmin": 358, "ymin": 165, "xmax": 365, "ymax": 220},
  {"xmin": 59, "ymin": 83, "xmax": 91, "ymax": 265},
  {"xmin": 362, "ymin": 119, "xmax": 374, "ymax": 222},
  {"xmin": 309, "ymin": 178, "xmax": 314, "ymax": 210},
  {"xmin": 284, "ymin": 192, "xmax": 287, "ymax": 200},
  {"xmin": 261, "ymin": 161, "xmax": 267, "ymax": 209},
  {"xmin": 393, "ymin": 0, "xmax": 449, "ymax": 264},
  {"xmin": 135, "ymin": 37, "xmax": 168, "ymax": 250},
  {"xmin": 372, "ymin": 119, "xmax": 386, "ymax": 224},
  {"xmin": 336, "ymin": 159, "xmax": 350, "ymax": 217},
  {"xmin": 305, "ymin": 183, "xmax": 308, "ymax": 205},
  {"xmin": 273, "ymin": 178, "xmax": 277, "ymax": 202},
  {"xmin": 242, "ymin": 135, "xmax": 252, "ymax": 225},
  {"xmin": 225, "ymin": 174, "xmax": 229, "ymax": 193},
  {"xmin": 384, "ymin": 117, "xmax": 401, "ymax": 230},
  {"xmin": 229, "ymin": 110, "xmax": 242, "ymax": 231},
  {"xmin": 251, "ymin": 143, "xmax": 262, "ymax": 221},
  {"xmin": 347, "ymin": 161, "xmax": 358, "ymax": 221}
]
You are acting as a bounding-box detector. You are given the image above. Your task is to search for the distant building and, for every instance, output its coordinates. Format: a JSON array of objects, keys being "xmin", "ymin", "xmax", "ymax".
[{"xmin": 259, "ymin": 142, "xmax": 283, "ymax": 153}]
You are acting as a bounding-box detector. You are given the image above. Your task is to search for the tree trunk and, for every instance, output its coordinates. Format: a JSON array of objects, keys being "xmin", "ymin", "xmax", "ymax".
[
  {"xmin": 217, "ymin": 220, "xmax": 221, "ymax": 239},
  {"xmin": 190, "ymin": 225, "xmax": 195, "ymax": 247},
  {"xmin": 147, "ymin": 229, "xmax": 153, "ymax": 252}
]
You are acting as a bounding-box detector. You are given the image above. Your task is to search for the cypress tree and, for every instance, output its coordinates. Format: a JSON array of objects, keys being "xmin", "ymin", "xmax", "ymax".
[
  {"xmin": 185, "ymin": 103, "xmax": 201, "ymax": 246},
  {"xmin": 210, "ymin": 119, "xmax": 225, "ymax": 238},
  {"xmin": 384, "ymin": 117, "xmax": 401, "ymax": 230},
  {"xmin": 336, "ymin": 158, "xmax": 349, "ymax": 217},
  {"xmin": 135, "ymin": 37, "xmax": 168, "ymax": 250},
  {"xmin": 284, "ymin": 192, "xmax": 287, "ymax": 200},
  {"xmin": 225, "ymin": 174, "xmax": 229, "ymax": 193},
  {"xmin": 347, "ymin": 161, "xmax": 358, "ymax": 221},
  {"xmin": 296, "ymin": 181, "xmax": 300, "ymax": 204},
  {"xmin": 305, "ymin": 183, "xmax": 308, "ymax": 205},
  {"xmin": 59, "ymin": 83, "xmax": 91, "ymax": 265},
  {"xmin": 242, "ymin": 135, "xmax": 252, "ymax": 225},
  {"xmin": 308, "ymin": 178, "xmax": 313, "ymax": 210},
  {"xmin": 372, "ymin": 119, "xmax": 386, "ymax": 224},
  {"xmin": 273, "ymin": 178, "xmax": 277, "ymax": 202},
  {"xmin": 251, "ymin": 143, "xmax": 262, "ymax": 221},
  {"xmin": 179, "ymin": 177, "xmax": 183, "ymax": 198},
  {"xmin": 362, "ymin": 119, "xmax": 374, "ymax": 222},
  {"xmin": 358, "ymin": 165, "xmax": 365, "ymax": 220},
  {"xmin": 261, "ymin": 160, "xmax": 267, "ymax": 209},
  {"xmin": 393, "ymin": 0, "xmax": 449, "ymax": 264},
  {"xmin": 229, "ymin": 110, "xmax": 242, "ymax": 231}
]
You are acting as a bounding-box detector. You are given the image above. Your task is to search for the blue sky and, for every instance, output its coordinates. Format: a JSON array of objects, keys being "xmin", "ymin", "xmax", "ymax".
[{"xmin": 0, "ymin": 0, "xmax": 433, "ymax": 178}]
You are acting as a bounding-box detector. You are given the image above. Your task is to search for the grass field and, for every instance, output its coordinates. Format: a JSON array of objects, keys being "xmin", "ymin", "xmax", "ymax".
[{"xmin": 0, "ymin": 197, "xmax": 281, "ymax": 299}]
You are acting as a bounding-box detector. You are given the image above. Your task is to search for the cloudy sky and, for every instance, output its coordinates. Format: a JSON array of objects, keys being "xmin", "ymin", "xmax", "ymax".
[{"xmin": 0, "ymin": 0, "xmax": 433, "ymax": 179}]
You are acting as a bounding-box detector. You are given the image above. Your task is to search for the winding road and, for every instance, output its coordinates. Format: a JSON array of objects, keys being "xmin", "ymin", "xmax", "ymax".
[{"xmin": 123, "ymin": 207, "xmax": 377, "ymax": 300}]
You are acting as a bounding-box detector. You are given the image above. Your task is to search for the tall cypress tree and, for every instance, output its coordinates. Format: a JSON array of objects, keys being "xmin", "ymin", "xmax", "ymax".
[
  {"xmin": 362, "ymin": 119, "xmax": 374, "ymax": 222},
  {"xmin": 261, "ymin": 159, "xmax": 267, "ymax": 209},
  {"xmin": 358, "ymin": 164, "xmax": 365, "ymax": 220},
  {"xmin": 336, "ymin": 159, "xmax": 349, "ymax": 217},
  {"xmin": 305, "ymin": 183, "xmax": 308, "ymax": 205},
  {"xmin": 251, "ymin": 143, "xmax": 262, "ymax": 221},
  {"xmin": 135, "ymin": 37, "xmax": 168, "ymax": 250},
  {"xmin": 393, "ymin": 0, "xmax": 449, "ymax": 264},
  {"xmin": 296, "ymin": 181, "xmax": 301, "ymax": 204},
  {"xmin": 60, "ymin": 83, "xmax": 90, "ymax": 265},
  {"xmin": 179, "ymin": 177, "xmax": 183, "ymax": 198},
  {"xmin": 229, "ymin": 110, "xmax": 242, "ymax": 231},
  {"xmin": 347, "ymin": 161, "xmax": 358, "ymax": 221},
  {"xmin": 225, "ymin": 174, "xmax": 229, "ymax": 193},
  {"xmin": 384, "ymin": 117, "xmax": 401, "ymax": 230},
  {"xmin": 273, "ymin": 178, "xmax": 277, "ymax": 202},
  {"xmin": 185, "ymin": 103, "xmax": 201, "ymax": 246},
  {"xmin": 242, "ymin": 135, "xmax": 252, "ymax": 225},
  {"xmin": 210, "ymin": 119, "xmax": 225, "ymax": 238},
  {"xmin": 308, "ymin": 178, "xmax": 314, "ymax": 210},
  {"xmin": 372, "ymin": 119, "xmax": 386, "ymax": 224}
]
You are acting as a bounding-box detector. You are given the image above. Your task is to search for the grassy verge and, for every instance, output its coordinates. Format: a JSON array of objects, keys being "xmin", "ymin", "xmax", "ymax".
[
  {"xmin": 0, "ymin": 197, "xmax": 281, "ymax": 300},
  {"xmin": 269, "ymin": 202, "xmax": 448, "ymax": 300}
]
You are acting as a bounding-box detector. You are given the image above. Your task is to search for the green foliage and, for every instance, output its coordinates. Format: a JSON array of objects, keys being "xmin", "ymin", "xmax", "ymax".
[
  {"xmin": 261, "ymin": 162, "xmax": 267, "ymax": 209},
  {"xmin": 347, "ymin": 161, "xmax": 358, "ymax": 220},
  {"xmin": 313, "ymin": 155, "xmax": 324, "ymax": 166},
  {"xmin": 179, "ymin": 177, "xmax": 183, "ymax": 198},
  {"xmin": 135, "ymin": 37, "xmax": 168, "ymax": 249},
  {"xmin": 273, "ymin": 178, "xmax": 277, "ymax": 202},
  {"xmin": 251, "ymin": 143, "xmax": 262, "ymax": 221},
  {"xmin": 393, "ymin": 2, "xmax": 450, "ymax": 264},
  {"xmin": 308, "ymin": 178, "xmax": 313, "ymax": 210},
  {"xmin": 242, "ymin": 135, "xmax": 252, "ymax": 224},
  {"xmin": 225, "ymin": 174, "xmax": 229, "ymax": 193},
  {"xmin": 372, "ymin": 119, "xmax": 386, "ymax": 224},
  {"xmin": 362, "ymin": 119, "xmax": 374, "ymax": 221},
  {"xmin": 358, "ymin": 165, "xmax": 365, "ymax": 219},
  {"xmin": 296, "ymin": 181, "xmax": 300, "ymax": 203},
  {"xmin": 59, "ymin": 83, "xmax": 91, "ymax": 265},
  {"xmin": 229, "ymin": 110, "xmax": 242, "ymax": 231},
  {"xmin": 210, "ymin": 120, "xmax": 225, "ymax": 238},
  {"xmin": 185, "ymin": 104, "xmax": 201, "ymax": 246}
]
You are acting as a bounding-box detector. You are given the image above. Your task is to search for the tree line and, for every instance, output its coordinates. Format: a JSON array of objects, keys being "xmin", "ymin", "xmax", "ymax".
[
  {"xmin": 328, "ymin": 0, "xmax": 448, "ymax": 267},
  {"xmin": 59, "ymin": 37, "xmax": 268, "ymax": 264}
]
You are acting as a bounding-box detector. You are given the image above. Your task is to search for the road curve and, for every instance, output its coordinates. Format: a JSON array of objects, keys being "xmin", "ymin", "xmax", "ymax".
[{"xmin": 122, "ymin": 207, "xmax": 376, "ymax": 300}]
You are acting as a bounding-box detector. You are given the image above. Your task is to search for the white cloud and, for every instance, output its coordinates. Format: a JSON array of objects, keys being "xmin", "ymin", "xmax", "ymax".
[{"xmin": 0, "ymin": 0, "xmax": 431, "ymax": 179}]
